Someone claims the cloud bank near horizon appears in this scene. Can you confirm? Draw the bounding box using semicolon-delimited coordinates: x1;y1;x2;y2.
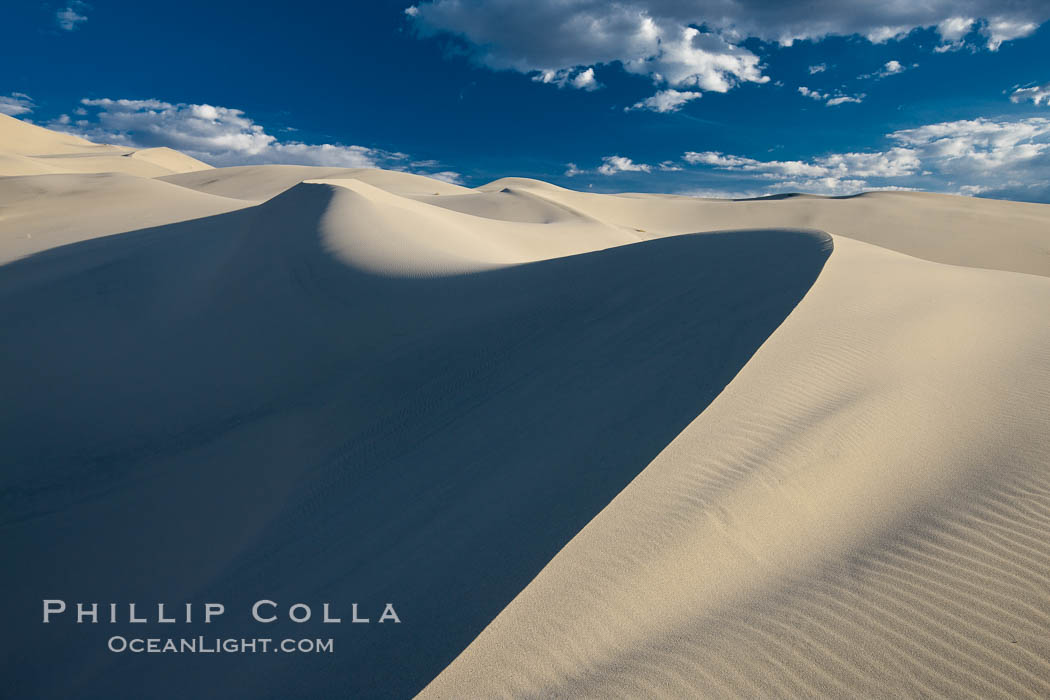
570;116;1050;201
42;98;460;182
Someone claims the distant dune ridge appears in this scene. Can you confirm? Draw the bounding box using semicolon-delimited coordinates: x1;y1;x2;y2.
2;116;1050;699
0;113;212;178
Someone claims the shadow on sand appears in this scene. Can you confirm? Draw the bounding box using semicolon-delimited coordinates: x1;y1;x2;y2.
0;184;831;698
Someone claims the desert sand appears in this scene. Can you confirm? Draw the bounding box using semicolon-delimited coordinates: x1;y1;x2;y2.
3;115;1050;699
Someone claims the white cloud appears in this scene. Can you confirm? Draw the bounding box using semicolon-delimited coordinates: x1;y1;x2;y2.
680;117;1050;200
1012;83;1050;106
858;59;916;79
798;86;865;106
597;155;652;175
983;18;1040;50
407;1;1049;97
686;152;825;179
798;86;822;101
826;94;865;106
889;117;1050;170
808;64;827;74
532;67;601;91
819;148;921;177
56;3;88;31
570;116;1050;201
769;177;872;195
677;186;768;199
627;88;701;113
428;170;464;184
937;17;976;42
564;162;584;177
0;92;34;116
571;67;599;90
409;2;770;96
683;150;898;179
54;98;458;178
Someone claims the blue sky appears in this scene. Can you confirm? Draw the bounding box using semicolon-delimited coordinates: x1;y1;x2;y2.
3;0;1050;200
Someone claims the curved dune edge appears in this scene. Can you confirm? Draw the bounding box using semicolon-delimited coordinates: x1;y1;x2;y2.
464;178;1050;278
0;177;832;698
305;178;642;274
419;234;1050;699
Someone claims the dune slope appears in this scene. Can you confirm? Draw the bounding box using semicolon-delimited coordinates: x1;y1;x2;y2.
0;181;830;699
422;235;1050;699
0;172;249;263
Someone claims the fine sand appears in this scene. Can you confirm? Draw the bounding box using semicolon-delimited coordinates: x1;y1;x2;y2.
3;116;1050;699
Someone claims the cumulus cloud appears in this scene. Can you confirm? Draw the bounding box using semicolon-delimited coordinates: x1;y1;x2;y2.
1012;83;1050;106
809;64;827;74
597;155;652;175
408;2;769;95
983;18;1040;50
427;170;464;184
407;1;1048;98
564;162;584;177
533;67;601;90
798;86;865;106
56;3;88;31
825;94;865;106
858;59;916;80
0;92;35;116
679;117;1050;199
53;98;458;180
627;88;702;113
889;118;1050;171
684;148;919;181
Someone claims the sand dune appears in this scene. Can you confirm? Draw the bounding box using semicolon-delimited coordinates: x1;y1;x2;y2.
3;118;1050;699
475;178;1050;277
0;172;249;263
0;113;211;177
1;180;830;699
160;164;470;201
421;235;1050;698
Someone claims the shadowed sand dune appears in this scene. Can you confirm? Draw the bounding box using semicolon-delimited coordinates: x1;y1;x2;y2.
0;181;831;699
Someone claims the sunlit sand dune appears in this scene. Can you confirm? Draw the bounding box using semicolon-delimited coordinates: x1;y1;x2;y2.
477;177;1050;277
0;172;249;262
160;164;471;201
0;113;211;178
3;117;1050;699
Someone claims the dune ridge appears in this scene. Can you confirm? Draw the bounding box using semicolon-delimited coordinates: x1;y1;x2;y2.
467;178;1050;278
0;172;831;699
0;113;211;177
